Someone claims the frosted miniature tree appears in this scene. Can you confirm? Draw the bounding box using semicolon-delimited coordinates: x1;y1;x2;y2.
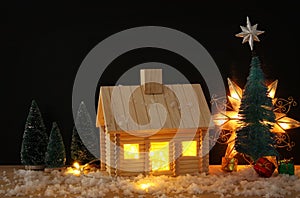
45;122;66;168
21;100;48;167
235;56;278;163
71;101;97;164
71;126;97;164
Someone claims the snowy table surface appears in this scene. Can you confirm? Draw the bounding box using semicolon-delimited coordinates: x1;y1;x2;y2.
0;165;300;198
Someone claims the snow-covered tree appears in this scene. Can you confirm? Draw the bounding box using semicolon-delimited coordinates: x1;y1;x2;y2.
21;100;48;166
45;122;66;168
71;101;98;164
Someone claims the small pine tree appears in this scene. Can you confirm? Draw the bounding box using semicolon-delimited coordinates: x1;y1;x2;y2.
21;100;48;166
71;101;97;164
45;122;66;168
71;126;96;164
235;56;278;163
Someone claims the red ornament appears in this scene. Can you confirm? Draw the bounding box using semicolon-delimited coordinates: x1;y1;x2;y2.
253;157;276;178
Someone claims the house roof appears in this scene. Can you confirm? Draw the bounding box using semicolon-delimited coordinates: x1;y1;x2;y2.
96;84;211;133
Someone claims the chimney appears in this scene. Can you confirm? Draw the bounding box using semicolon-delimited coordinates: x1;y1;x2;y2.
140;69;163;94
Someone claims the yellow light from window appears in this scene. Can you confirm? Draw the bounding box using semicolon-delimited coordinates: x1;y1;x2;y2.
182;141;197;156
149;142;169;171
124;144;139;159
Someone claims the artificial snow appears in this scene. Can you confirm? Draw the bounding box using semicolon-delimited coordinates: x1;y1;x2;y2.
0;167;300;197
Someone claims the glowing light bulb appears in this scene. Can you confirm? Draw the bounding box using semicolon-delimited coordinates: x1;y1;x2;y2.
138;183;154;193
73;162;80;169
140;183;151;190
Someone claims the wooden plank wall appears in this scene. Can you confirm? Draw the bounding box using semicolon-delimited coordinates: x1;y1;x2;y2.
99;126;106;171
175;130;202;176
177;157;200;175
105;133;118;176
103;129;210;176
118;134;146;176
114;134;120;176
199;129;210;173
104;130;211;177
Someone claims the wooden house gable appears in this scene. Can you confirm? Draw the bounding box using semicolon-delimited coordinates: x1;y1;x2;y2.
96;84;211;133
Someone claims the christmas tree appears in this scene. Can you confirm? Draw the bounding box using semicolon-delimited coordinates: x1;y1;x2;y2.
71;126;97;164
71;101;97;164
234;17;279;163
21;100;48;168
45;122;66;168
235;55;278;163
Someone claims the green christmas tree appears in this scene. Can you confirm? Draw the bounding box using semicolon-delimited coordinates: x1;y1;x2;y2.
235;56;278;163
71;101;97;164
45;122;66;168
21;100;48;167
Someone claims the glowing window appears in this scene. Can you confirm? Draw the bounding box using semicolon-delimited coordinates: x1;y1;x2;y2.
124;144;139;159
149;142;169;171
182;141;197;156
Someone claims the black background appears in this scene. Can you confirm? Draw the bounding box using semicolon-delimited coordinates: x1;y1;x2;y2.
1;1;300;165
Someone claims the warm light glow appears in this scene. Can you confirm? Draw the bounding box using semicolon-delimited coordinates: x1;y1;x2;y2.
278;122;291;130
231;92;240;100
73;162;80;169
225;131;238;158
268;89;276;99
226;111;239;118
267;80;278;99
228;78;242;100
214;119;228;126
213;78;300;158
72;169;81;175
213;111;241;131
137;182;155;193
277;116;300;130
213;113;229;126
228;96;241;111
149;142;169;171
140;183;151;190
182;141;197;156
124;144;139;159
65;162;82;176
140;183;149;189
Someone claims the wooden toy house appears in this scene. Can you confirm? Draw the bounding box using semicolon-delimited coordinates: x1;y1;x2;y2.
96;69;211;176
